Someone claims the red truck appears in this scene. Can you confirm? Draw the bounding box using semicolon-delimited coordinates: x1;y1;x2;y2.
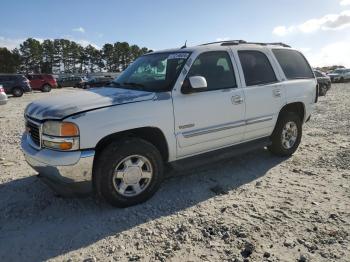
27;74;57;92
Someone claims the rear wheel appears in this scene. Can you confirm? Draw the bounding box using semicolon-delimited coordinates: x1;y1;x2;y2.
42;84;51;92
12;87;24;97
268;112;302;157
94;138;164;207
340;77;345;83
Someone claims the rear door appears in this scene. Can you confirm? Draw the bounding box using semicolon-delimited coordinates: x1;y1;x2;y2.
271;49;317;117
29;75;44;90
233;48;286;141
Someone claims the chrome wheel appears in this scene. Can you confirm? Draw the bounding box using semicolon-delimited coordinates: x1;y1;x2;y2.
112;155;153;197
281;121;298;149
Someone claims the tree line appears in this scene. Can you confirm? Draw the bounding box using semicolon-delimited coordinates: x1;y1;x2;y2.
0;38;152;74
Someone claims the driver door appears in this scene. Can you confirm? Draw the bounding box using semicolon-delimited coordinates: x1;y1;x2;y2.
172;51;246;158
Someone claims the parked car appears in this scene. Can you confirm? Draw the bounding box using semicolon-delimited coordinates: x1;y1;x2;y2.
76;76;113;89
22;40;317;207
0;85;8;105
327;68;350;83
27;74;57;92
57;76;84;88
0;74;31;97
314;70;331;96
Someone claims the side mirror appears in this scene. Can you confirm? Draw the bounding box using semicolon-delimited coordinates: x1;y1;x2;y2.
181;76;208;94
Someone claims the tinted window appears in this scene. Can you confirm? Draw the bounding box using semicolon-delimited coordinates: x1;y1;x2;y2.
272;49;314;79
238;51;277;86
187;51;236;90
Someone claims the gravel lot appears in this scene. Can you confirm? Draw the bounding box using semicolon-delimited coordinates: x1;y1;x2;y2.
0;85;349;262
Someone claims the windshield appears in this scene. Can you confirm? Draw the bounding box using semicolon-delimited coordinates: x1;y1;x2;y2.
334;69;344;74
112;52;190;92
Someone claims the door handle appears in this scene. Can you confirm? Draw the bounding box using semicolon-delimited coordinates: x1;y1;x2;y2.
232;95;243;105
273;89;281;97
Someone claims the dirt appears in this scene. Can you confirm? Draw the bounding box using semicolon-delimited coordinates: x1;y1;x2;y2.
0;85;349;262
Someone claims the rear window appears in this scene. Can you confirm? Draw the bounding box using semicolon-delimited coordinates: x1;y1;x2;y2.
238;50;277;86
272;49;314;80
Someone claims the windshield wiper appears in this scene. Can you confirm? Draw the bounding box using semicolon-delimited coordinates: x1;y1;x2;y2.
110;81;122;87
123;82;145;88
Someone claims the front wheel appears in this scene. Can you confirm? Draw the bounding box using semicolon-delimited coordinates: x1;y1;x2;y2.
268;112;302;157
94;138;164;207
319;84;327;96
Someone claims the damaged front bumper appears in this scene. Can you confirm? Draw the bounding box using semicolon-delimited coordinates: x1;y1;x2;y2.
21;134;94;196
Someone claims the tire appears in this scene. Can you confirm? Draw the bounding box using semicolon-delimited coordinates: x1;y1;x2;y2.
340;77;344;83
319;84;327;96
42;84;51;92
12;87;24;97
268;112;302;157
94;138;164;207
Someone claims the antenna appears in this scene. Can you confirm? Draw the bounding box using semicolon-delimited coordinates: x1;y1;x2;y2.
181;40;187;49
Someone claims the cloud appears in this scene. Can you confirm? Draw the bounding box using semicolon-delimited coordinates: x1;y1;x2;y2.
0;36;99;50
75;39;99;49
216;37;231;41
300;41;350;67
72;27;85;33
0;36;25;49
340;0;350;6
0;36;45;49
273;10;350;36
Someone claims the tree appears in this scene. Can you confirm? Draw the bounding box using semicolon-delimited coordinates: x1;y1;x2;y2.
84;45;104;73
0;38;151;74
19;38;43;73
42;39;55;73
0;47;21;73
102;43;114;71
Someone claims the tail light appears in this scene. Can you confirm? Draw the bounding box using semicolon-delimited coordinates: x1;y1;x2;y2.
0;87;4;92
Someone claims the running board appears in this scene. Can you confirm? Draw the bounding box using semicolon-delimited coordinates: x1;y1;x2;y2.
169;137;271;171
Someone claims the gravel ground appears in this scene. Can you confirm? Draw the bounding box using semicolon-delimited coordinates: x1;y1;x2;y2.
0;85;349;262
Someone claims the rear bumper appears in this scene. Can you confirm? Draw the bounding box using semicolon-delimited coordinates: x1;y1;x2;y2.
0;93;8;105
21;134;94;195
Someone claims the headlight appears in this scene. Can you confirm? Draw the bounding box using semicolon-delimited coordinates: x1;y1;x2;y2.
43;121;79;136
42;121;80;151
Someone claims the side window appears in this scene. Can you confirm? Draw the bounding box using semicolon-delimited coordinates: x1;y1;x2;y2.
238;50;277;86
187;51;237;90
272;49;314;79
314;71;322;77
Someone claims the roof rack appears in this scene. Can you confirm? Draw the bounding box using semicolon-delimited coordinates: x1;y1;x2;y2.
200;40;291;48
200;40;247;46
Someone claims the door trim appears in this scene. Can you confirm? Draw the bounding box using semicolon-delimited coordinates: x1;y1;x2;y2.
181;115;273;138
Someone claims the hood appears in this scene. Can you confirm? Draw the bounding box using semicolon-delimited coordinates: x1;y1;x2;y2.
25;87;157;120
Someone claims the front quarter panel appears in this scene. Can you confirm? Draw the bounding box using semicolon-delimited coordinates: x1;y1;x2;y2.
66;94;177;161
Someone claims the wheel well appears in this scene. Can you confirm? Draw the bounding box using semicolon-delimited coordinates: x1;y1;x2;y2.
279;102;305;122
95;127;169;162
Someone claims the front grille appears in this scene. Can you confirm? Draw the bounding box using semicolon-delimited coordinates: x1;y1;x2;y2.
26;120;41;147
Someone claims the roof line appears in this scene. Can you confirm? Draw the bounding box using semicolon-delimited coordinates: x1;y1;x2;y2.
200;40;291;48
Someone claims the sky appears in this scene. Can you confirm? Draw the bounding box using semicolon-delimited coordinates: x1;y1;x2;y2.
1;0;350;67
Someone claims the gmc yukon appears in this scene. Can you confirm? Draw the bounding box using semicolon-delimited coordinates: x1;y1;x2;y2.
21;40;318;207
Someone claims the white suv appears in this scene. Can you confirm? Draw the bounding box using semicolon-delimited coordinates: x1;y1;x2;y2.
21;40;318;207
